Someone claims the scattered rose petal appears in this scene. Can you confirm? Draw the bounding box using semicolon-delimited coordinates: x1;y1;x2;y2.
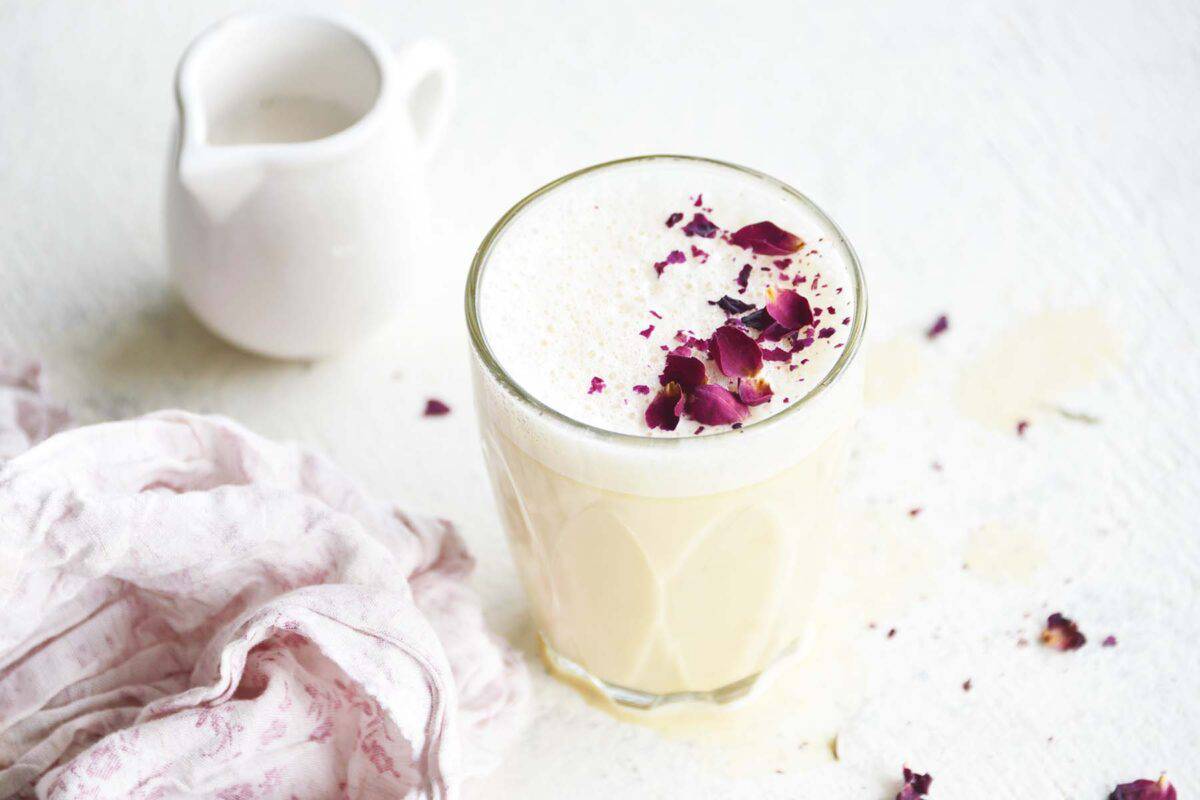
895;766;933;800
761;347;791;362
423;399;451;417
712;295;756;315
645;382;685;431
632;384;651;395
649;309;662;319
962;678;972;692
765;289;814;331
1102;635;1118;647
735;264;752;293
588;376;606;395
908;507;922;517
659;354;708;393
653;249;687;277
709;326;763;378
639;324;655;338
690;245;709;262
693;193;703;207
682;213;719;238
1109;775;1177;800
741;307;774;331
665;212;683;228
1017;420;1030;436
818;326;836;339
927;314;949;339
737;378;773;406
729;221;804;255
1041;612;1086;651
774;258;792;269
686;384;749;426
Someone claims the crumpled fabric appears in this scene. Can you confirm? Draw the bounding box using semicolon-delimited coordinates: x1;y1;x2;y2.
0;358;527;799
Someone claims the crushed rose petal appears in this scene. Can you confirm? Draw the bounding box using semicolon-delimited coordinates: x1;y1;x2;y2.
765;288;814;331
741;307;774;331
927;314;950;339
632;384;651;395
1109;776;1177;800
645;382;685;431
712;295;756;315
682;213;719;238
653;249;687;277
588;376;606;395
709;326;763;378
659;353;708;393
639;324;655;338
817;326;836;339
690;245;709;262
1041;612;1086;651
1102;635;1118;647
774;258;792;269
761;347;791;362
423;399;451;417
1017;420;1030;436
665;211;684;228
737;377;773;406
686;384;749;426
735;264;752;293
729;221;804;255
895;767;933;800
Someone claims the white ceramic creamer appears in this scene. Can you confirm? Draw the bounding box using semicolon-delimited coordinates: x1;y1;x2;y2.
167;11;455;359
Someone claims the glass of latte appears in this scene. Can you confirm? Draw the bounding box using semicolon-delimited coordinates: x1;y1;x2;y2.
466;155;866;708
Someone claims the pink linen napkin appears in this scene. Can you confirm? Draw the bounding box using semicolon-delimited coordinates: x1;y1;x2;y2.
0;359;527;799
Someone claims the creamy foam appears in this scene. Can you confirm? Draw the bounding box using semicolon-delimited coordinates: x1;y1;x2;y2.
478;158;855;438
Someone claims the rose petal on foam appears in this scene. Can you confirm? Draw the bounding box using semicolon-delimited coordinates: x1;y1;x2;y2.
682;213;719;238
895;767;933;800
1041;612;1086;651
765;289;814;331
1109;776;1177;800
729;221;805;255
665;212;684;228
588;376;606;394
711;295;756;316
735;264;752;294
709;325;763;378
639;324;655;338
740;307;774;331
737;378;773;406
690;245;709;263
686;383;749;426
761;347;791;362
653;249;687;277
659;353;708;393
645;381;685;431
927;314;950;339
632;384;651;395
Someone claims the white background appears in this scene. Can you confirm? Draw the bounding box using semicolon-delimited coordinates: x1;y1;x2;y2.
1;1;1198;797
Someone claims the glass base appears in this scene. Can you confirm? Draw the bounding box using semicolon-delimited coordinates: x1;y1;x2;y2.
538;634;806;710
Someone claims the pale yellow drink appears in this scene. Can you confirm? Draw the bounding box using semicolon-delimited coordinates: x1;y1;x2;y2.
467;156;866;707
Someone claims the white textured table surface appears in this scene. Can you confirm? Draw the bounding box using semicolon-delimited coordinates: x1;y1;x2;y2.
2;1;1198;797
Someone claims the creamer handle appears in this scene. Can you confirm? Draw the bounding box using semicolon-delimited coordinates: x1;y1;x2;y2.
393;39;456;164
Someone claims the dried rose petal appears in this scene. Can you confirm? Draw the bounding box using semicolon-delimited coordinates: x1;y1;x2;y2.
639;324;655;338
690;245;709;262
645;381;685;431
423;399;451;417
1109;776;1177;800
1041;612;1086;651
765;289;814;331
709;326;763;378
712;295;756;315
774;258;792;269
896;767;933;800
1016;420;1030;436
632;384;651;395
740;308;773;331
737;378;773;406
735;264;752;293
653;249;687;277
588;376;606;395
665;212;683;228
895;767;933;800
682;213;718;238
818;326;836;339
693;193;703;207
686;384;749;426
659;353;708;393
927;314;949;339
1102;635;1118;647
761;347;791;362
729;221;804;256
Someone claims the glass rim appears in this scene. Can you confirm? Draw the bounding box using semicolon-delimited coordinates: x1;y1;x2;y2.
464;154;868;447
